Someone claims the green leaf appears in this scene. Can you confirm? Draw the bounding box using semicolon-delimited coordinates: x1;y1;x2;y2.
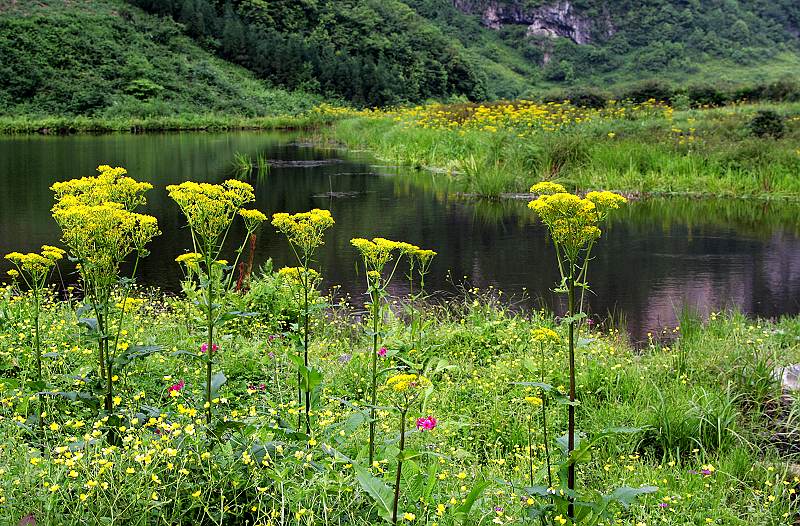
454;480;491;525
354;464;396;523
605;485;658;508
40;391;100;410
210;371;227;396
78;317;99;334
114;345;162;369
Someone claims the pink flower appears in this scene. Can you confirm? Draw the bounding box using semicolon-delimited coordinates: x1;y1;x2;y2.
416;416;437;431
200;343;219;354
377;347;387;357
168;380;185;393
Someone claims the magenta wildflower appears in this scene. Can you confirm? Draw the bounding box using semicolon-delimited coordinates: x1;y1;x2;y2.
416;416;437;431
168;380;185;393
377;347;387;357
200;343;219;354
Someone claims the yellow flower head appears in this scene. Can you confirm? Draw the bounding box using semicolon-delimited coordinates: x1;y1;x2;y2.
167;180;254;245
239;208;267;232
530;181;567;195
385;373;431;393
584;191;628;221
52;167;160;282
528;192;602;260
278;266;321;286
531;327;560;344
351;237;399;272
51;165;153;211
524;396;544;406
272;209;334;256
5;245;67;284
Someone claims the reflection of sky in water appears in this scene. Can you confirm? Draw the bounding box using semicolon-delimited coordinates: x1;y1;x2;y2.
1;132;799;342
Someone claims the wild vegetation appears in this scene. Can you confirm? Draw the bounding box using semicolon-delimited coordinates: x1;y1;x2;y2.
0;0;318;120
320;100;800;198
0;167;798;525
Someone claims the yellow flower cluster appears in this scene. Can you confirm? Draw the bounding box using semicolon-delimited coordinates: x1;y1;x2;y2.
528;193;600;258
528;187;626;262
385;373;431;393
531;327;560;344
51;166;160;280
239;208;267;233
5;246;65;282
271;209;334;256
51;165;152;211
166;180;255;245
351;238;436;274
175;253;203;266
278;266;321;285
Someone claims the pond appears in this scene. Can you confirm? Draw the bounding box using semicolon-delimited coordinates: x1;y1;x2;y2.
2;131;800;342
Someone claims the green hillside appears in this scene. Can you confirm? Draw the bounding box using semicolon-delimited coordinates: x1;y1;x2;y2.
0;0;318;118
126;0;800;104
1;0;799;120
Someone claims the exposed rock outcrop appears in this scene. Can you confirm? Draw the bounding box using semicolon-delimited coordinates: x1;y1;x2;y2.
453;0;613;45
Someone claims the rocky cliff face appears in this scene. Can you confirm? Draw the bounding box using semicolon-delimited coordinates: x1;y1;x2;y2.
453;0;612;45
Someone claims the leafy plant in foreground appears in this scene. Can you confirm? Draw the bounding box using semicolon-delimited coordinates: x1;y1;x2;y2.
272;209;335;433
4;245;64;427
351;237;409;466
51;165;160;419
169;180;265;429
528;182;626;518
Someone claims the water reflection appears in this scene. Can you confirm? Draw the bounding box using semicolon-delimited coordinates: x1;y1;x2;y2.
1;132;799;341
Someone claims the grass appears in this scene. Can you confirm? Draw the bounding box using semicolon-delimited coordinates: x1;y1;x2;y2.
0;272;798;524
320;102;800;199
0;113;335;135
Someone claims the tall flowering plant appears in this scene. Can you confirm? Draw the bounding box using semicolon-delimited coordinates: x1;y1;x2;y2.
169;180;265;427
5;246;65;427
51;165;160;416
351;237;409;466
528;182;626;517
272;209;334;433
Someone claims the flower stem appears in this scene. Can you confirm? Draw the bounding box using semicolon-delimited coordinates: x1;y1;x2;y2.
368;286;379;467
392;407;407;525
567;272;576;519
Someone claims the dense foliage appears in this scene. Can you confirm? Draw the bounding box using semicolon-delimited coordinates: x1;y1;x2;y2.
410;0;800;89
0;0;317;117
127;0;490;106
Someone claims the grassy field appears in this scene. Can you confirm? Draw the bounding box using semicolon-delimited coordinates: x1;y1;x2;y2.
0;273;798;525
319;101;800;199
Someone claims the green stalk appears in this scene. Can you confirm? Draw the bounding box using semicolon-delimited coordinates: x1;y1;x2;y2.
567;270;576;519
540;343;552;488
368;283;380;467
391;407;408;525
33;286;42;430
205;253;215;427
302;260;311;434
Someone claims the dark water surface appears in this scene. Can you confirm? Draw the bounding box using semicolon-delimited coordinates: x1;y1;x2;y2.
2;131;800;340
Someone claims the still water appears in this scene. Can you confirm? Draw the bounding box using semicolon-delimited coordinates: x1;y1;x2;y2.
2;131;799;341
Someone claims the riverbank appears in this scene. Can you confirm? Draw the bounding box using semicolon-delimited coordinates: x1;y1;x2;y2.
318;101;800;200
0;275;797;524
0;112;335;135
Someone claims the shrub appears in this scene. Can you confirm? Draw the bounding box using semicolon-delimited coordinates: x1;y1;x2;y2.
618;79;675;103
748;110;785;139
686;84;729;107
566;87;609;108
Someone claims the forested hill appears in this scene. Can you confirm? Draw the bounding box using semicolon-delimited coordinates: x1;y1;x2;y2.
1;0;799;117
128;0;800;105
